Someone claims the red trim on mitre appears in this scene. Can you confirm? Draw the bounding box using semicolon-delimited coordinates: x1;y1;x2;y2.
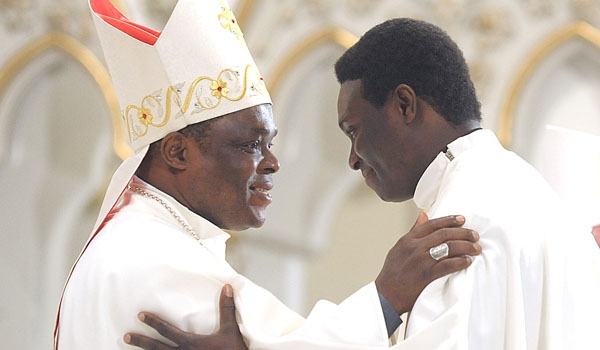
90;0;160;45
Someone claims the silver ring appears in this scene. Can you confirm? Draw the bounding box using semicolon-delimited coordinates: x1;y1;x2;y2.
429;243;449;261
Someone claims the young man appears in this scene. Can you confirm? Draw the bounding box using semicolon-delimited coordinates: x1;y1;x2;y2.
54;3;480;349
129;18;600;349
334;18;600;348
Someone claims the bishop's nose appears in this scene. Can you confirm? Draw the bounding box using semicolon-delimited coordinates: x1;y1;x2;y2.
348;148;361;171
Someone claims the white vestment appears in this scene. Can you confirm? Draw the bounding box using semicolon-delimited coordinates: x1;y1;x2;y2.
392;129;600;349
57;176;392;349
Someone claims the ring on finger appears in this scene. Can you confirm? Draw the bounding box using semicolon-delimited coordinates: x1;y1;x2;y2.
429;243;449;261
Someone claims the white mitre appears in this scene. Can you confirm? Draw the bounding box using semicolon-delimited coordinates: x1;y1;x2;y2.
88;0;271;235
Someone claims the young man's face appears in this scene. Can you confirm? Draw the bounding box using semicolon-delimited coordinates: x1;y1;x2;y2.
181;103;279;231
337;80;424;203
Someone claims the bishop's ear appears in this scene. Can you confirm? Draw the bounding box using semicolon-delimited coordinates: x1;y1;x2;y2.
160;132;189;170
393;84;417;124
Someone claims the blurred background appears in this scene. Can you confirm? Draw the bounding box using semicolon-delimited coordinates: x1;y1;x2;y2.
1;0;599;348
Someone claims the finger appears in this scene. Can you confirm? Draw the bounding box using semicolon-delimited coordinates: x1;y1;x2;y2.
124;333;175;350
137;312;186;341
411;215;466;238
445;241;482;258
430;255;475;279
422;227;479;247
425;240;481;264
219;284;239;331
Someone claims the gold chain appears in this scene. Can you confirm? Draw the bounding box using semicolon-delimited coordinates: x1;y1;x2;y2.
128;185;205;247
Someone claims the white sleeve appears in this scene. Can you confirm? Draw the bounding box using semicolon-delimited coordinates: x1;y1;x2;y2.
389;213;600;350
388;216;517;349
238;281;391;349
66;218;392;349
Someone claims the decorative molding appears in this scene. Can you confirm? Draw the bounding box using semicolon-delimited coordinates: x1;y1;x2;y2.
48;3;93;39
521;0;555;16
132;0;254;29
468;59;493;99
0;33;131;160
267;27;358;96
110;0;128;15
143;0;177;25
345;0;378;15
233;0;256;28
0;0;34;30
498;21;600;147
570;0;600;25
0;0;130;35
471;7;514;50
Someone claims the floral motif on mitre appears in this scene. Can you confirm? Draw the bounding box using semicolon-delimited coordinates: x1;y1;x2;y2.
218;0;245;44
210;79;229;98
123;64;268;145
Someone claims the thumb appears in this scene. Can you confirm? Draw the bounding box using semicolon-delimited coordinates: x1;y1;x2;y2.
412;211;429;229
219;284;239;330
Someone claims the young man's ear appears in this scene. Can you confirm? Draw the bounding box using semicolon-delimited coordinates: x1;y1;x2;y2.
160;132;189;170
393;84;417;124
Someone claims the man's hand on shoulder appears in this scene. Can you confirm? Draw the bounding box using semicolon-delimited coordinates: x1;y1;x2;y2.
124;284;248;350
123;213;481;348
375;212;481;315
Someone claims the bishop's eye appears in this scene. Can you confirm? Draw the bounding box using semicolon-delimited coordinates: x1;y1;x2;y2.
346;126;357;137
240;140;261;153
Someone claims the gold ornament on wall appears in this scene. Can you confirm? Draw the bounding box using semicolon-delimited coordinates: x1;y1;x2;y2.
268;27;358;96
498;21;600;147
0;33;129;159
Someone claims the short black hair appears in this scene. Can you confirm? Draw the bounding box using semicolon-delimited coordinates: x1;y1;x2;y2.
146;116;220;156
178;116;220;148
334;18;481;125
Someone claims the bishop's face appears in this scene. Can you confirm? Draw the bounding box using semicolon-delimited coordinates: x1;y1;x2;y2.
181;104;280;231
337;80;426;203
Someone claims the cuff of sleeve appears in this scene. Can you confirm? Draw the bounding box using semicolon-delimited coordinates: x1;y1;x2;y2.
378;292;403;337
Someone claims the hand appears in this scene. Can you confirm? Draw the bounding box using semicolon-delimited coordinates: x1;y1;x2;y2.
124;284;248;350
375;212;481;315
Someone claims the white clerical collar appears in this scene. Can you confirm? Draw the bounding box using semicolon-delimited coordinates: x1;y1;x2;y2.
413;129;497;211
128;175;230;244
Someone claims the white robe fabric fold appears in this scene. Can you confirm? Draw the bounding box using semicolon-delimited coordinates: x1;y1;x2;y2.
395;129;600;349
57;177;391;349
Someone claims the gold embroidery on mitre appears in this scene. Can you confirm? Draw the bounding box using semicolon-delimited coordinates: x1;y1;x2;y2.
218;0;245;44
210;79;229;98
123;64;268;142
